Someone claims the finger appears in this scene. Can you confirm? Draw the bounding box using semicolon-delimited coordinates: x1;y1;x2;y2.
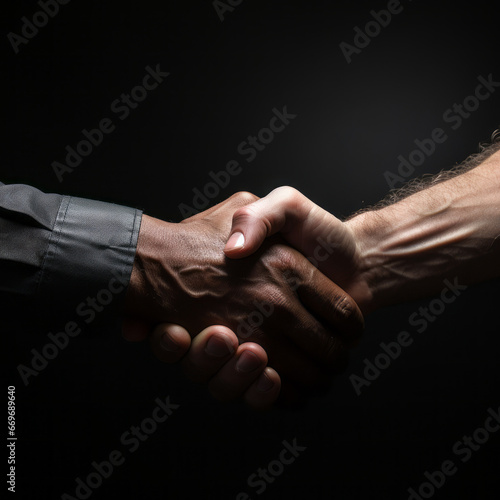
181;328;281;407
240;326;324;388
181;326;239;383
150;323;192;364
295;263;364;344
208;343;270;402
181;191;260;224
243;367;281;410
122;318;153;342
274;293;352;370
224;186;321;258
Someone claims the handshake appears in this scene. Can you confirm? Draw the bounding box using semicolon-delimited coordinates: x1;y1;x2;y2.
121;144;500;410
122;187;369;409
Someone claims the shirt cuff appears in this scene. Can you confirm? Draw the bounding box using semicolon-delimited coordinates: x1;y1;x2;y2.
37;195;142;323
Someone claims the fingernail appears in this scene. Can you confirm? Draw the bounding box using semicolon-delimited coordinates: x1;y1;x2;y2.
160;333;181;352
256;372;275;393
205;335;233;357
225;232;245;252
236;350;262;373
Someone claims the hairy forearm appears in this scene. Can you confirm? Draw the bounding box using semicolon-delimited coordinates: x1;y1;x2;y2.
347;148;500;311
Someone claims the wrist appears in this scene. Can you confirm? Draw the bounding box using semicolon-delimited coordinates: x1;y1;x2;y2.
346;157;500;312
125;215;176;321
346;202;465;313
344;211;388;315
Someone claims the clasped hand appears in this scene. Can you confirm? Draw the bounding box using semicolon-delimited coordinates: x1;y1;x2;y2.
123;189;365;408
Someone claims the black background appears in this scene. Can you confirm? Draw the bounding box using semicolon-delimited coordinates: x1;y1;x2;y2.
3;1;500;499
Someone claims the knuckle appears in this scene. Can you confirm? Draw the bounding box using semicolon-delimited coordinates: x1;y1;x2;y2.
331;294;364;338
332;293;356;321
273;186;307;212
232;191;259;205
265;244;298;272
273;185;300;200
233;205;274;241
233;205;257;223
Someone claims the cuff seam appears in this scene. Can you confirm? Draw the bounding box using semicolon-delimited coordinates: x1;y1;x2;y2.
36;195;71;297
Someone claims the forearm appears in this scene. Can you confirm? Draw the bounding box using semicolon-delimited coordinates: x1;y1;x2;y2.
347;148;500;312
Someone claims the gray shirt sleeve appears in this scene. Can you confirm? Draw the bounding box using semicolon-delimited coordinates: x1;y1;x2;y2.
0;182;142;323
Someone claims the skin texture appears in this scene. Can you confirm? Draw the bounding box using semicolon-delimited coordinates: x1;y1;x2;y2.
346;149;500;309
224;150;500;313
129;145;500;409
123;192;364;407
122;320;281;409
223;187;372;313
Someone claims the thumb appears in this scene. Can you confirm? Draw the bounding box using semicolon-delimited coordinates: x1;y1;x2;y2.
223;186;313;259
223;206;275;259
